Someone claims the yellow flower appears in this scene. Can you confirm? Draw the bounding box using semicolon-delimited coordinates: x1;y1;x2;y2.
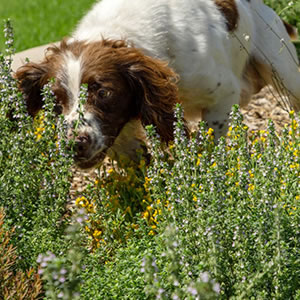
248;184;255;191
144;177;152;192
207;128;214;136
148;230;156;236
35;127;44;134
93;230;102;238
36;134;42;141
211;162;217;168
225;171;233;177
292;120;298;130
76;196;91;209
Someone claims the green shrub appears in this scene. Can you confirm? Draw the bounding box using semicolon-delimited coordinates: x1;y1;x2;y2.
0;208;43;299
0;20;73;270
37;210;88;300
77;104;299;299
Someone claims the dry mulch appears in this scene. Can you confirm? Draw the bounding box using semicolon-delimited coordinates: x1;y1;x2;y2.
241;85;291;132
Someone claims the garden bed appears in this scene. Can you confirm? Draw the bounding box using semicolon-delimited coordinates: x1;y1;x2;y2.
1;20;299;299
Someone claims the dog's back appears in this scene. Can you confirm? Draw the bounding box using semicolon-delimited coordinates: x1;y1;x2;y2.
73;0;300;136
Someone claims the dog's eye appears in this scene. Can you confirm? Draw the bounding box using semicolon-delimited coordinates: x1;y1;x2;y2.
89;83;112;100
98;89;112;99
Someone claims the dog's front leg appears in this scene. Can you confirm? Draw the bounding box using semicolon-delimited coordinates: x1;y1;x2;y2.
202;75;241;139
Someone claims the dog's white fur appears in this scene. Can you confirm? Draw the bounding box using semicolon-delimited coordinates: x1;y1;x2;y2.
71;0;300;138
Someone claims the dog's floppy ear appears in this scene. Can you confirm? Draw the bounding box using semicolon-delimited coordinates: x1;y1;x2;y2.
15;62;50;117
124;50;180;142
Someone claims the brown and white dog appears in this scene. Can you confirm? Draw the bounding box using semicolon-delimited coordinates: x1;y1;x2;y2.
15;0;300;169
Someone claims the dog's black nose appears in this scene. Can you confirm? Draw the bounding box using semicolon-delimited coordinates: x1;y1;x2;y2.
74;135;91;158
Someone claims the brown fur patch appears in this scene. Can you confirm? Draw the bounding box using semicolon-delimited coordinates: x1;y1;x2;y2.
214;0;239;32
282;19;298;41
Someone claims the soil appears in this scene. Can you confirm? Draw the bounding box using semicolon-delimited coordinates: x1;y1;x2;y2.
69;85;293;201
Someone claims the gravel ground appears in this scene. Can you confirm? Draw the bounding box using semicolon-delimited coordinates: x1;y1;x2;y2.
69;85;293;200
241;85;291;132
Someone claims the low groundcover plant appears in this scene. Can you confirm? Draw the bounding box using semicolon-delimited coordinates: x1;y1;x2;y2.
1;21;299;299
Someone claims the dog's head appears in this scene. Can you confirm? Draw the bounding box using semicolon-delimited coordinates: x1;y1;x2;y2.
15;39;179;169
